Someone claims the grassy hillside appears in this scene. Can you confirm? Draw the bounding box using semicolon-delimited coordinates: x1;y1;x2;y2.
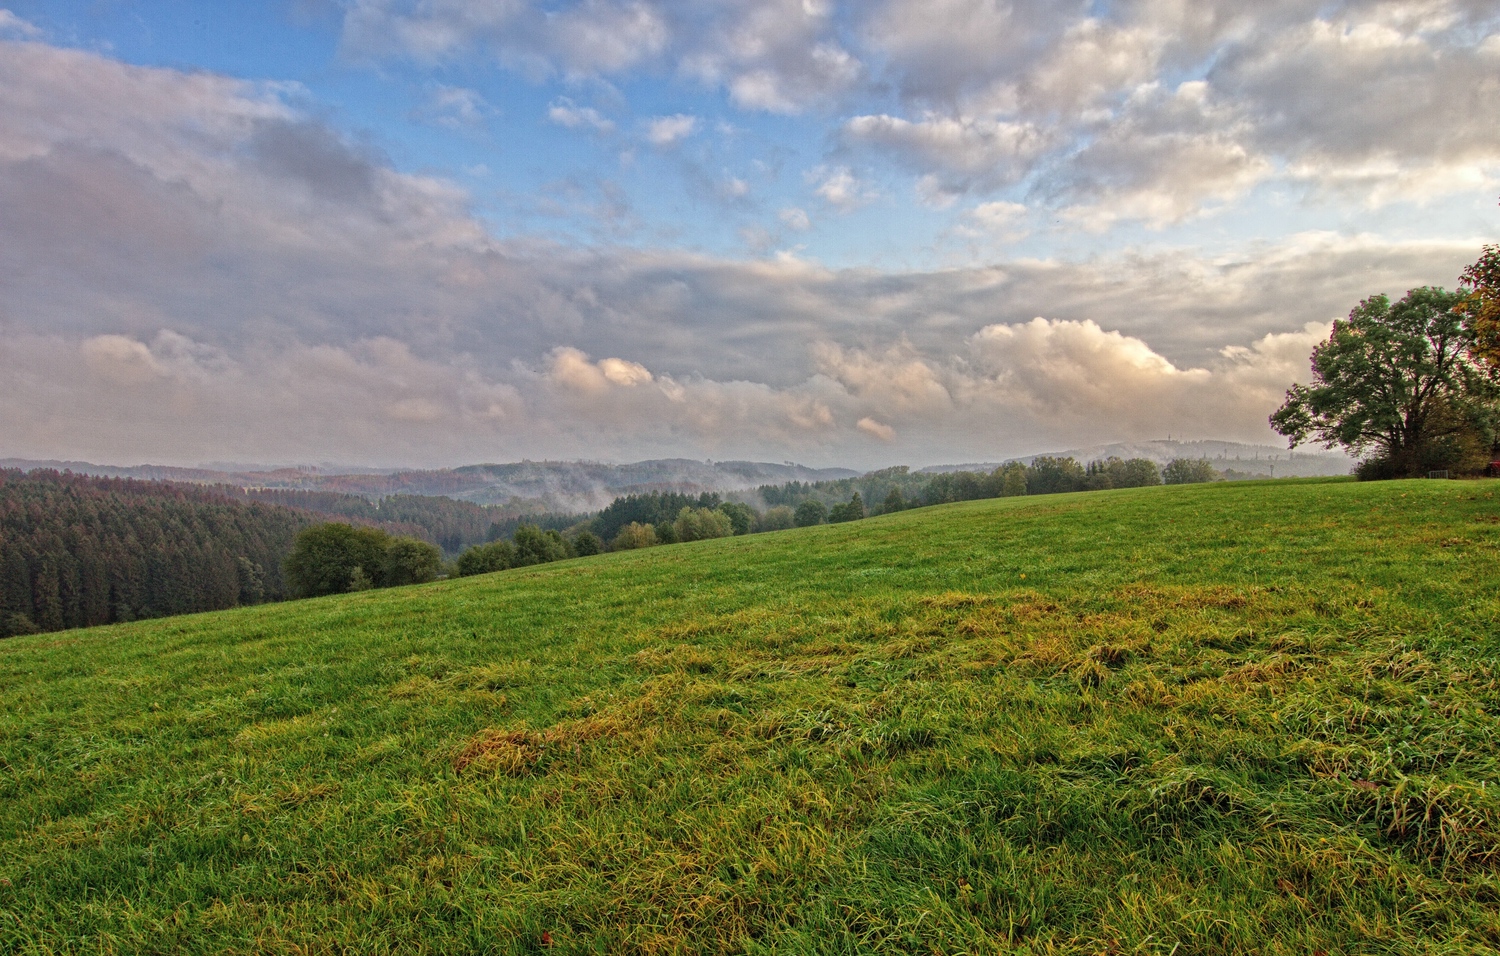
3;478;1498;954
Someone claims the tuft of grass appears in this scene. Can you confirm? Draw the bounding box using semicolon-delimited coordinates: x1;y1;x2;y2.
3;477;1500;953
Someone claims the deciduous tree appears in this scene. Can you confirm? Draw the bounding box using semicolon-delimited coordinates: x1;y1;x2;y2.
284;523;391;598
611;522;658;551
794;500;828;527
674;507;733;542
998;462;1028;497
1460;245;1500;369
1162;459;1219;485
717;502;756;536
1025;457;1085;495
455;540;515;576
1270;287;1494;478
383;537;443;586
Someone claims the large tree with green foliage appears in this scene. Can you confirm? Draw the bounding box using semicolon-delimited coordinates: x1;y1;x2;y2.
717;502;755;536
382;537;443;587
674;507;733;542
1270;287;1495;478
1025;457;1085;495
455;540;516;576
1162;459;1219;485
284;524;393;598
793;500;828;527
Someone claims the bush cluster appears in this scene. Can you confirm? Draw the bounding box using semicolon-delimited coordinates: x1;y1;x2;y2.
283;524;443;598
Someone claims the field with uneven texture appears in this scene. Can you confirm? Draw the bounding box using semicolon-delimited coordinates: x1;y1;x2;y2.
3;477;1500;954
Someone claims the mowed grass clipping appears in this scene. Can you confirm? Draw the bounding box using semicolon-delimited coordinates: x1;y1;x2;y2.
3;478;1500;955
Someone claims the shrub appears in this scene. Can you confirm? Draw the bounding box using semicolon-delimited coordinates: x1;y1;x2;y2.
794;500;828;527
1;611;39;638
1163;458;1220;485
513;526;570;566
675;507;733;542
611;522;658;551
455;540;516;576
284;523;391;598
384;537;443;586
758;506;796;532
717;502;756;536
571;530;603;556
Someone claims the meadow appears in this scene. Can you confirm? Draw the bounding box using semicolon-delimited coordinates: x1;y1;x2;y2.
2;477;1498;954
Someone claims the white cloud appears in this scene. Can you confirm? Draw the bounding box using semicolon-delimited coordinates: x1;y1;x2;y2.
0;9;41;39
341;0;669;77
680;0;860;113
547;347;656;392
719;175;750;199
419;84;492;129
809;165;877;211
334;1;1500;220
814;341;953;415
344;0;858;113
645;113;698;147
965;200;1027;237
857;417;896;441
779;206;811;231
81;334;169;386
843;113;1052;193
547;97;615;133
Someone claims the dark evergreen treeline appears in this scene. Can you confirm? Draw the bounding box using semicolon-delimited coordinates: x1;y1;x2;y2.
0;470;316;637
224;488;493;554
589;491;723;543
220;487;579;555
483;511;585;546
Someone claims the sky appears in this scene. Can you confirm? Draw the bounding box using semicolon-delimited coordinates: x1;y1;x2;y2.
0;1;1497;470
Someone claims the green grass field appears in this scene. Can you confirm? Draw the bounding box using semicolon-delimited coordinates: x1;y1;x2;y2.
3;478;1500;954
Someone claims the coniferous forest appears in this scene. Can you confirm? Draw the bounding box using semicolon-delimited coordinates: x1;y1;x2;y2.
0;470;314;637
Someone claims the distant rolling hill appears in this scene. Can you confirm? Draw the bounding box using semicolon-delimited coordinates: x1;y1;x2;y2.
922;438;1353;479
0;458;860;512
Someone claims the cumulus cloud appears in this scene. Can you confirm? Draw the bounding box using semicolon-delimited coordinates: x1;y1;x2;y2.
964;200;1027;235
843;113;1053;193
547;98;616;133
1046;81;1273;229
809;165;877;211
343;0;858;113
0;9;41;39
779;206;811;230
848;0;1500;218
416;84;492;129
341;0;670;77
331;1;1500;221
645;113;698;147
857;417;896;441
547;347;655;393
